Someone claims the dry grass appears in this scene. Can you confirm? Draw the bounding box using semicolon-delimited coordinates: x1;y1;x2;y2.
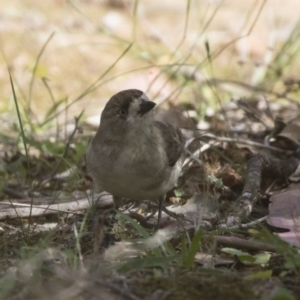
1;0;299;118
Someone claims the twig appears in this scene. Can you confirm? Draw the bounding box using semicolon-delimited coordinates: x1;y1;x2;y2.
205;235;277;253
221;154;300;227
2;188;27;199
205;134;291;154
128;212;155;229
0;192;113;219
224;216;268;229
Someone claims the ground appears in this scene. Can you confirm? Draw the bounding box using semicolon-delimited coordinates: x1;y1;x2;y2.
0;1;300;299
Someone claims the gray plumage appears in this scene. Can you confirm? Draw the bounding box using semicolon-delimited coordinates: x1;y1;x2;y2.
86;89;185;203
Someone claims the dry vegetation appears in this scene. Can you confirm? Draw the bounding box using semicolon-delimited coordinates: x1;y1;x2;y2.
1;0;300;299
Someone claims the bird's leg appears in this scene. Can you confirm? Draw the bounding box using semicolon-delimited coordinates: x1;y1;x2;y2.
156;195;165;230
156;196;183;230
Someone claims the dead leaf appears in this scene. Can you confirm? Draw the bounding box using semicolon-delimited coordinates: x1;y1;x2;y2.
277;123;300;146
267;184;300;247
194;252;234;267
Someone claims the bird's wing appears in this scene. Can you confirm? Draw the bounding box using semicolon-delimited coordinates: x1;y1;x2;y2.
154;121;185;167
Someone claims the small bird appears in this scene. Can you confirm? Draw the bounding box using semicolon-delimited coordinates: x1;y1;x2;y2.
86;89;185;224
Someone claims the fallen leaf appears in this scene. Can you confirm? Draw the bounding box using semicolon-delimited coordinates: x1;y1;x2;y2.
245;270;272;280
267;184;300;247
277;123;300;146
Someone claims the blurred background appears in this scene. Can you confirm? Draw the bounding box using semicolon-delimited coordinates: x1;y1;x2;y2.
0;0;299;125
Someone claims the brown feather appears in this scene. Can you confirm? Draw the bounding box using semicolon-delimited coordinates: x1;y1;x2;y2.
154;121;185;167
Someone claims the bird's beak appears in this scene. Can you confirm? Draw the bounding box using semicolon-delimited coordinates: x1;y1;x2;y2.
138;100;156;116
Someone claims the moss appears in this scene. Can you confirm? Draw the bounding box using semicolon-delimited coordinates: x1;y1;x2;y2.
130;268;258;300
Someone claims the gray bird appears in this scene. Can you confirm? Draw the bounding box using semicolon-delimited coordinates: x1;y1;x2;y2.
86;89;185;224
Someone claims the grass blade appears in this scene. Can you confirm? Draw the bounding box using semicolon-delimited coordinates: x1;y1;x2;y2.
182;229;204;267
27;32;55;108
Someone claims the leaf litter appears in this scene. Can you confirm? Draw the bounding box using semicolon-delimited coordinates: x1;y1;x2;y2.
1;93;300;299
1;1;300;298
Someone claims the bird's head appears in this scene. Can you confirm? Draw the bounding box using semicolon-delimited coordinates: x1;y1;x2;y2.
99;89;156;136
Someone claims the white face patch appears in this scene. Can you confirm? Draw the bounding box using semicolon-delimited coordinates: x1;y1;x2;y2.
139;93;149;102
128;97;141;115
127;93;150;124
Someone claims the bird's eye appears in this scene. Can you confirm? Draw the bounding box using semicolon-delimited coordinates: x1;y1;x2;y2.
118;108;128;118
